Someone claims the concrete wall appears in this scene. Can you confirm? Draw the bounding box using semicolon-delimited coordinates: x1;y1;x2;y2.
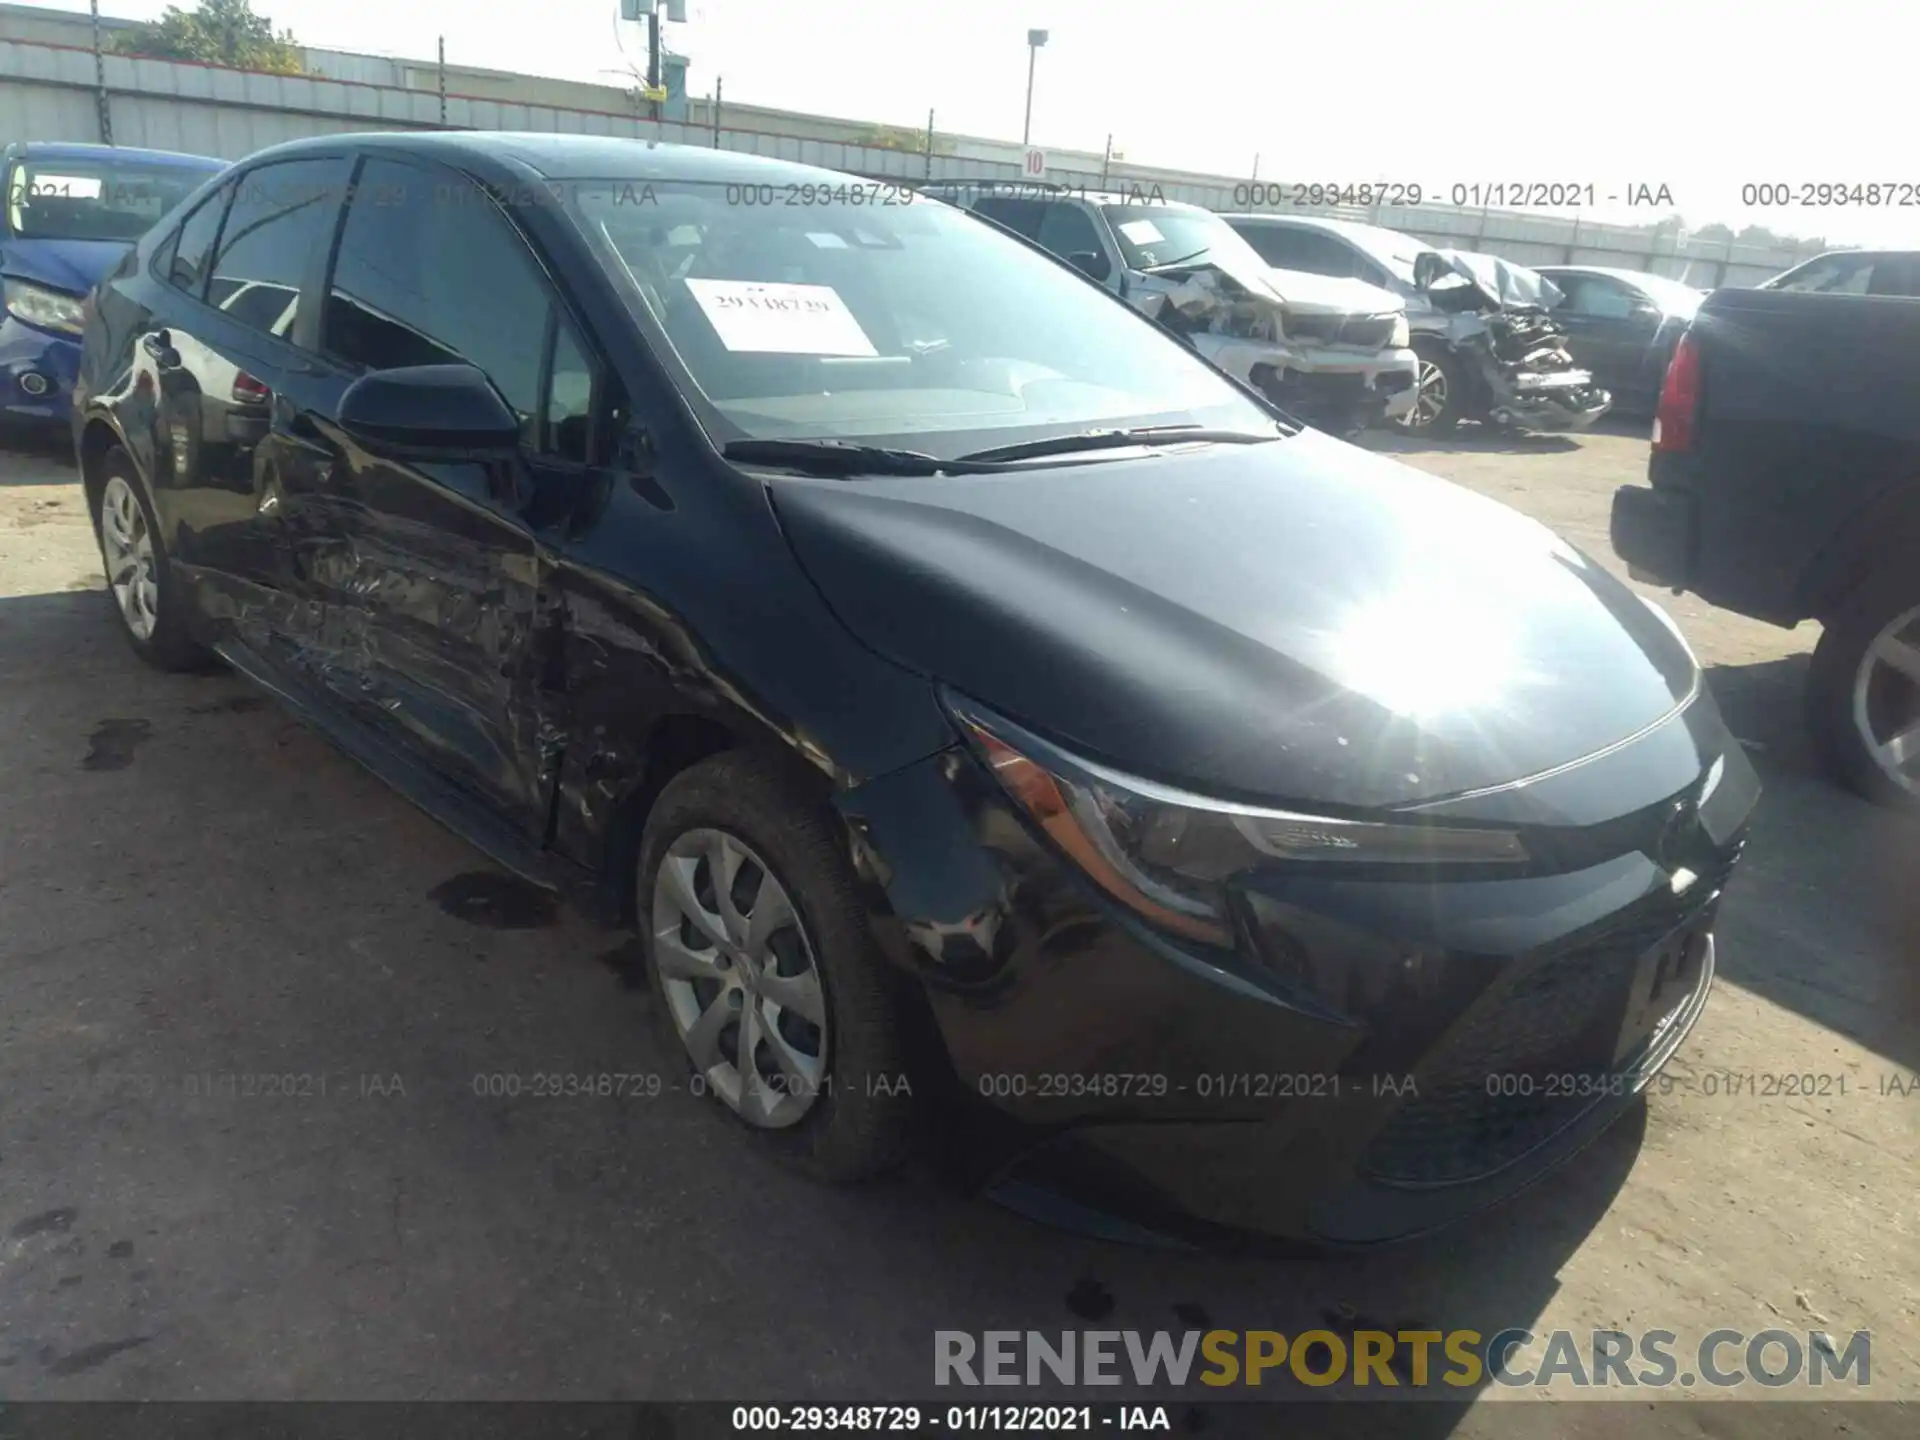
0;6;1816;288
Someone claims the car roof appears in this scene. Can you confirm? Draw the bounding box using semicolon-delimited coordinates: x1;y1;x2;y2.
1794;248;1920;262
928;182;1206;214
1218;212;1389;240
1535;264;1669;283
229;131;904;188
13;141;225;170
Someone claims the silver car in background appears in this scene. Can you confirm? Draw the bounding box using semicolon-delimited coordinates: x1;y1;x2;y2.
931;185;1419;436
1225;214;1612;433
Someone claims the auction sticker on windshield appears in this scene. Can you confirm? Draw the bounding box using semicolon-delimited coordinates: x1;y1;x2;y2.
1117;219;1164;244
22;174;105;198
684;278;877;356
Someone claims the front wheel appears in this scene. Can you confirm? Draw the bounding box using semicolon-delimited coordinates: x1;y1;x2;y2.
1394;347;1468;433
93;447;206;671
637;752;913;1181
1808;573;1920;811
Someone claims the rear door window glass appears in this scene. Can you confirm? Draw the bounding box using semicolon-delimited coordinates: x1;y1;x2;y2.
206;158;351;344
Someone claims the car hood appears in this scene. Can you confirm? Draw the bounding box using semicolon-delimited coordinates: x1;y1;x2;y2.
769;430;1699;810
0;236;130;295
1424;249;1565;313
1260;266;1405;317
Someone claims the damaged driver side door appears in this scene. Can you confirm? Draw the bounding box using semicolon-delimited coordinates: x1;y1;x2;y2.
286;156;590;841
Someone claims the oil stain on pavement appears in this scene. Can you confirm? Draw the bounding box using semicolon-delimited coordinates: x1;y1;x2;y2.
80;720;151;772
43;1337;148;1377
9;1208;78;1240
1065;1277;1115;1320
186;694;267;716
429;871;559;930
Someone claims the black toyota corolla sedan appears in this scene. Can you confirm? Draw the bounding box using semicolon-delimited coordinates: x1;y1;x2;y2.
72;133;1758;1247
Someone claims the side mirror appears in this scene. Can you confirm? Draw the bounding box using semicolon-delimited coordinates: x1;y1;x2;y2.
1067;249;1112;282
1630;300;1660;320
338;363;520;460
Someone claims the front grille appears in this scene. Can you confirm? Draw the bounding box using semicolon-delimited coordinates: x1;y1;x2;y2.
1336;314;1398;349
1283;372;1368;397
1361;906;1706;1188
1284;313;1398;349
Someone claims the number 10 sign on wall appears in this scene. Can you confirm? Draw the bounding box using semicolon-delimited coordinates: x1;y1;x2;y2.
1022;149;1048;179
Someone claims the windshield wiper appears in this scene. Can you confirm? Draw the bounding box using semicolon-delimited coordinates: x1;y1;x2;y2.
1141;248;1213;272
955;425;1282;464
721;438;982;477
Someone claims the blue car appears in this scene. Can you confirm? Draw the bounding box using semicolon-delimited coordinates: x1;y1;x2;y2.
1;141;226;431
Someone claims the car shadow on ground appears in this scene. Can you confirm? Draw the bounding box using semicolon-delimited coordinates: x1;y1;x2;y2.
1702;653;1920;1076
0;424;76;481
0;584;1654;1418
1587;411;1652;440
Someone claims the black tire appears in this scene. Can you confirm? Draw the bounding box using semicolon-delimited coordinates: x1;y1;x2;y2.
92;445;208;672
1807;570;1920;812
636;751;912;1181
1396;344;1469;434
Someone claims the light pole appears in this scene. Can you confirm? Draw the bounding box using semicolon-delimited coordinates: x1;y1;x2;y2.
1022;29;1048;146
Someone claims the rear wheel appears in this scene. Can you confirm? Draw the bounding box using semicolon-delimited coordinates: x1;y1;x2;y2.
1808;573;1920;811
93;447;206;671
637;752;913;1181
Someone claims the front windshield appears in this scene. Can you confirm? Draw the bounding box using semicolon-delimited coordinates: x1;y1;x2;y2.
5;156;218;243
1760;253;1871;294
571;180;1273;455
1098;204;1271;277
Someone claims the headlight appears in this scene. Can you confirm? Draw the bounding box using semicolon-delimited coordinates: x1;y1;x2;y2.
4;278;86;335
951;697;1529;947
1389;314;1410;349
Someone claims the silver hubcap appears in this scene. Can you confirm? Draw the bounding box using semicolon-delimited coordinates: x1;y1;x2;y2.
1853;605;1920;796
99;475;160;641
651;828;828;1129
1398;360;1448;429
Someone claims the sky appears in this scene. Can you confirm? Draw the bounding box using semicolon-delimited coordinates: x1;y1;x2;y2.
41;0;1920;247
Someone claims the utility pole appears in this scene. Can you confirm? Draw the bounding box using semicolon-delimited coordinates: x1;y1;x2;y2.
90;0;112;145
713;76;723;147
1022;29;1048;146
648;7;662;124
437;37;447;127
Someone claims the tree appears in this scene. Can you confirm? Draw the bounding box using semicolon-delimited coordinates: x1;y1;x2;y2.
854;124;954;157
115;0;305;76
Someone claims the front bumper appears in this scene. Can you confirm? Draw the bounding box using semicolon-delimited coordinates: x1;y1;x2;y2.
1194;334;1420;433
998;927;1713;1249
1491;371;1612;432
842;724;1751;1248
0;314;81;425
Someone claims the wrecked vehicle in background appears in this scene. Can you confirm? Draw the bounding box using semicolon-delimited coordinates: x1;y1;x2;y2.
1220;215;1611;434
1402;249;1613;433
928;184;1418;435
